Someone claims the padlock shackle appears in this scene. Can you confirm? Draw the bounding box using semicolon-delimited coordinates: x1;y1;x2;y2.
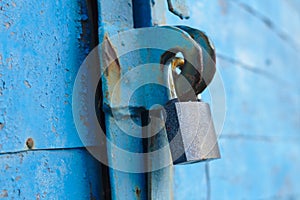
159;50;178;100
160;48;200;102
176;26;216;94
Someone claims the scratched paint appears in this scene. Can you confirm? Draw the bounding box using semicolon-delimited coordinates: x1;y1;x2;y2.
0;0;103;199
0;0;97;152
0;149;102;199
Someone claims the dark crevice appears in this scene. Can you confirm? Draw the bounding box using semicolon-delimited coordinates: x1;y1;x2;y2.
85;0;111;199
95;78;111;200
86;0;99;48
0;146;87;155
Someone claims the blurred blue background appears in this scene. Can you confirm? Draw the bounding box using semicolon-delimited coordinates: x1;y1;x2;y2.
167;0;300;199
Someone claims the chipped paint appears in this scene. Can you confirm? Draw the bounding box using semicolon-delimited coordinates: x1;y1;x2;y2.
0;190;8;198
0;0;96;153
102;34;121;106
0;0;104;199
167;0;190;19
0;149;103;199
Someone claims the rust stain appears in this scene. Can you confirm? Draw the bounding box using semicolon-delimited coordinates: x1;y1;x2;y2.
80;115;89;127
4;22;10;29
26;138;34;149
18;154;24;164
134;186;141;200
102;34;121;105
15;176;21;181
0;190;8;198
51;125;56;133
5;164;10;170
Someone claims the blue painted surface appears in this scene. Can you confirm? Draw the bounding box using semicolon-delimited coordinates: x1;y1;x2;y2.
132;0;152;28
98;1;176;199
1;0;299;199
0;149;102;199
0;0;95;152
97;1;148;199
0;0;103;199
167;0;300;199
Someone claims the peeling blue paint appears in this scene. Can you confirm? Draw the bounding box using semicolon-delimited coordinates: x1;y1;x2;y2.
0;0;96;152
0;149;102;199
0;0;103;199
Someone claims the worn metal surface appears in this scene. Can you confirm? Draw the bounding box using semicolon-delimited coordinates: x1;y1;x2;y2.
97;1;146;199
163;100;220;164
101;26;203;109
167;0;300;199
151;0;167;25
0;0;95;152
0;149;102;199
97;0;176;199
176;26;216;94
0;0;103;199
167;0;190;19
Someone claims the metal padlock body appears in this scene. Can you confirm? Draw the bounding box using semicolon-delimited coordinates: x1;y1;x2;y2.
164;99;220;165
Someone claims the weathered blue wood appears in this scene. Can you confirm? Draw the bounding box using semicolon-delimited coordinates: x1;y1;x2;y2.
167;0;300;199
0;0;103;199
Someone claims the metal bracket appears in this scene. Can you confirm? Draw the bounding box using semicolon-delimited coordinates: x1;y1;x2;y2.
167;0;190;19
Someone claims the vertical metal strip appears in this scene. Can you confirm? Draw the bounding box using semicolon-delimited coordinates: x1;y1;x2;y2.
97;1;145;199
132;0;152;28
98;0;173;199
132;1;173;199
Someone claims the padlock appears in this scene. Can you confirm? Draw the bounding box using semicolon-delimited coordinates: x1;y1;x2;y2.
140;26;220;165
163;98;220;165
157;28;220;165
